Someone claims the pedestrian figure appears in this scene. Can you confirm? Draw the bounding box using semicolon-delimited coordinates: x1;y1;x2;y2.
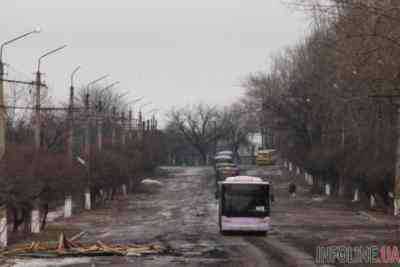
289;182;296;198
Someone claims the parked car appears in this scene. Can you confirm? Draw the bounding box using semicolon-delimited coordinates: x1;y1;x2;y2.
214;151;240;198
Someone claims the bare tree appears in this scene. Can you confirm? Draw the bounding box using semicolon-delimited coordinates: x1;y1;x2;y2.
167;103;226;164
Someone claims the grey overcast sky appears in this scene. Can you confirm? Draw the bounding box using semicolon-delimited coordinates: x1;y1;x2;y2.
1;0;308;123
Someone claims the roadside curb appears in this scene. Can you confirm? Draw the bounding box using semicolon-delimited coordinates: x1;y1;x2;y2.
248;235;333;267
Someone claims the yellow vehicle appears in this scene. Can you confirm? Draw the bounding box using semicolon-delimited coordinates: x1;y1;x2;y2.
256;149;275;166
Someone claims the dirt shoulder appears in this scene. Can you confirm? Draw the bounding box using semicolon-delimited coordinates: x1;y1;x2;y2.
247;164;400;267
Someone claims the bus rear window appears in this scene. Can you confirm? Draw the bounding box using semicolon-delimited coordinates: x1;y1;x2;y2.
222;184;269;218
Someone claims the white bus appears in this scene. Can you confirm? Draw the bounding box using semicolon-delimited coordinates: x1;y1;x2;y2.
218;176;271;234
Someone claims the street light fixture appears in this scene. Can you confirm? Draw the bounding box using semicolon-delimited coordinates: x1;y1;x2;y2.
139;101;152;111
70;66;81;89
144;108;159;116
34;45;68;151
37;45;67;73
0;28;41;159
128;96;144;105
0;28;41;62
86;75;109;90
84;75;109;104
100;81;119;93
68;66;81;163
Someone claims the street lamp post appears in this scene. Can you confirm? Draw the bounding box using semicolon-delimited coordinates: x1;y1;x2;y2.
99;81;119;94
83;75;109;157
128;97;144;128
68;66;80;164
139;101;151;131
143;108;159;117
83;75;108;211
30;45;67;234
0;28;41;161
34;45;67;151
97;81;119;152
139;101;152;111
214;121;217;161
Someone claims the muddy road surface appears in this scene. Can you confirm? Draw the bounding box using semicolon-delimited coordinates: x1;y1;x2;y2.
8;167;285;267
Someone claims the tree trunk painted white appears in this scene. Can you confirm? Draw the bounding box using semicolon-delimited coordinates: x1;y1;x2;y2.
122;184;127;196
0;209;7;248
296;167;301;175
84;189;91;210
370;195;376;208
395;198;400;216
64;195;73;218
31;209;40;233
352;188;359;202
99;189;105;203
306;174;314;185
283;161;287;168
325;184;331;196
289;162;293;171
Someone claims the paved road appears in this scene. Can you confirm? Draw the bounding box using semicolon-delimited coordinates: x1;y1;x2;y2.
8;166;285;267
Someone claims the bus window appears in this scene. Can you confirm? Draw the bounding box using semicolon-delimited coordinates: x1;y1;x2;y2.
221;184;269;218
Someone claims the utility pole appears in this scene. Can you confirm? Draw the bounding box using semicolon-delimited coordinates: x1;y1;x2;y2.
97;100;103;151
138;110;143;136
213;121;217;157
0;60;5;161
111;106;117;148
35;45;67;151
128;109;132;137
146;119;150;132
121;111;126;147
84;93;91;162
68;66;80;164
34;70;41;151
0;59;5;247
65;66;80;219
84;92;91;210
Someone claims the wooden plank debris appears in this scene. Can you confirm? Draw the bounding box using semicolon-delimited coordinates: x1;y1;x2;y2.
1;232;166;258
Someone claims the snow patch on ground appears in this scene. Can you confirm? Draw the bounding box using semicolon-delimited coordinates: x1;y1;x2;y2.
11;258;91;267
141;179;163;186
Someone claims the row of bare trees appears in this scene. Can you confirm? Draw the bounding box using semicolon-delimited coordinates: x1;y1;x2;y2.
240;0;400;209
0;81;163;234
165;103;253;165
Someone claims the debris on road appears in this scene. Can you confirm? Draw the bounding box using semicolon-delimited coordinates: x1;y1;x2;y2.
69;231;87;242
1;232;167;258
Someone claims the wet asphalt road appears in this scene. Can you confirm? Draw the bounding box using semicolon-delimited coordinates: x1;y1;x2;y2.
7;166;285;267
